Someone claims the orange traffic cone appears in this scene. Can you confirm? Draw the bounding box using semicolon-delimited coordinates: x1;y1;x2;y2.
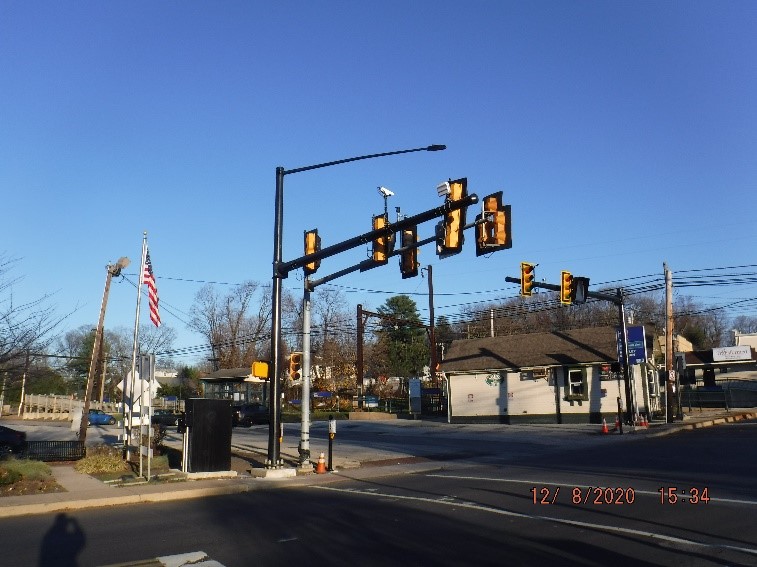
315;452;327;474
641;414;648;428
614;416;621;431
601;418;609;434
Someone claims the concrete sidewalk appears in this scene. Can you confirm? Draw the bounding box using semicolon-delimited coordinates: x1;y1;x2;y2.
0;408;753;519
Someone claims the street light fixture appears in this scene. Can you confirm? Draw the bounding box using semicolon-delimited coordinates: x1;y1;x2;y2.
268;144;446;468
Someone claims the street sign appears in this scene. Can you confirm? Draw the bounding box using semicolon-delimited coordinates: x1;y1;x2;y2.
616;325;647;365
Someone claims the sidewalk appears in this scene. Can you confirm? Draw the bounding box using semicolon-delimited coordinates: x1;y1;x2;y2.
0;408;753;519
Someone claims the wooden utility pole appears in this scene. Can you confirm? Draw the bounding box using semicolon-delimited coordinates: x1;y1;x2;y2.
664;262;676;422
79;258;129;442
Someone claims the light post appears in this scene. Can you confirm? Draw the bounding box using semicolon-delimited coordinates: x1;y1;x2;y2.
268;144;446;468
80;257;130;443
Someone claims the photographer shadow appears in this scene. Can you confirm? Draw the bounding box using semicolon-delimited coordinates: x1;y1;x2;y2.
38;512;86;567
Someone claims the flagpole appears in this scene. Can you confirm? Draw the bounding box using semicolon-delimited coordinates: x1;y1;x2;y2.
126;232;147;460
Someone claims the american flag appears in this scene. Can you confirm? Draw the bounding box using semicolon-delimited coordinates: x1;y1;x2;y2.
143;249;161;327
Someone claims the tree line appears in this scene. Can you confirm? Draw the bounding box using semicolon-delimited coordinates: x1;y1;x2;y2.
2;251;755;406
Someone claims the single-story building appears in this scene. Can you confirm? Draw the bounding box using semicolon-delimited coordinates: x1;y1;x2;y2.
200;367;268;404
441;326;659;424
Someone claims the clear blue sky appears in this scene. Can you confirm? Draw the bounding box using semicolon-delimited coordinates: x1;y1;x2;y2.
2;1;756;364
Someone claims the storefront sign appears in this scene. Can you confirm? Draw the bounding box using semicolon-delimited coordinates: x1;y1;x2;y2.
712;346;752;362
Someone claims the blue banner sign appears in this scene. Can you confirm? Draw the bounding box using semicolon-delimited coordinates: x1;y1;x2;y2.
616;325;647;365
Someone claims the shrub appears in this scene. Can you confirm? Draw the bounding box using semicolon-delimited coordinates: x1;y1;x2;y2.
75;445;130;475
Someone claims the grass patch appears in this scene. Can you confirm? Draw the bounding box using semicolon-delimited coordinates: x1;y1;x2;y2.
0;458;63;496
1;459;53;481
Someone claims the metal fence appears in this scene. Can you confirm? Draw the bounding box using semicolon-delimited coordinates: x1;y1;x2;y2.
22;441;86;462
681;379;757;411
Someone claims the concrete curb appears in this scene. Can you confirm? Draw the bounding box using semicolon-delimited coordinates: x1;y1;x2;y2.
0;483;252;519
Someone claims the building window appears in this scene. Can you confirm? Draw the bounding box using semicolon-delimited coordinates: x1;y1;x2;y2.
565;368;588;401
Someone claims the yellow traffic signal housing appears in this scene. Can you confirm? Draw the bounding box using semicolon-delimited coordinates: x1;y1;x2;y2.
251;360;269;380
399;225;419;279
437;178;467;258
560;271;573;305
372;213;390;264
303;229;321;276
476;192;512;256
520;262;535;296
288;352;302;381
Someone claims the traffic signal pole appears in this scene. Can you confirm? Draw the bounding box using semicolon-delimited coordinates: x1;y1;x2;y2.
270;145;446;470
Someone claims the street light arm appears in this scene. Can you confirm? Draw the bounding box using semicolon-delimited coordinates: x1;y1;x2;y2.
283;145;446;176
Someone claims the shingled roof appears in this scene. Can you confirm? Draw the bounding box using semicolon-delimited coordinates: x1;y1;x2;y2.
442;326;621;372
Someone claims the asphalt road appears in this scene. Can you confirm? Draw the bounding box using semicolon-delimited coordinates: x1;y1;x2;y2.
0;422;755;566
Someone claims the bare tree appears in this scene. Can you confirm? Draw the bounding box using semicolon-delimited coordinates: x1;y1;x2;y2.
188;281;280;369
311;287;356;391
1;255;64;373
731;315;757;335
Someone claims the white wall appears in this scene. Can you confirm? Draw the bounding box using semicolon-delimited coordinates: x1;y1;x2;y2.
449;372;507;418
449;364;648;421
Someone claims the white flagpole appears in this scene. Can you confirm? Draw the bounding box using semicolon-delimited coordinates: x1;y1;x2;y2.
126;232;147;460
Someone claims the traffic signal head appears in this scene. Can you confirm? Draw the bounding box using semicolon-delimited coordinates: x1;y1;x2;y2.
572;276;590;304
288;352;302;382
476;192;512;256
560;271;573;305
520;262;535;296
372;213;390;264
399;225;419;279
436;178;467;258
303;229;321;276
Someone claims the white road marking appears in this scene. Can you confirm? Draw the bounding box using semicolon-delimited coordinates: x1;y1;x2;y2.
311;485;757;557
425;473;757;506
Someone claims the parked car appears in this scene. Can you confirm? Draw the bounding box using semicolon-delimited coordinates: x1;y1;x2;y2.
152;409;181;427
0;425;27;457
87;409;116;426
233;403;269;427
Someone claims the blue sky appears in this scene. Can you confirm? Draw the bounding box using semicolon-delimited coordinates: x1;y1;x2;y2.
2;1;756;364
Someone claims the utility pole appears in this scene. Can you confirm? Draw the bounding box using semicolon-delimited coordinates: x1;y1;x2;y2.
98;339;108;403
664;262;676;422
80;258;129;443
356;304;364;402
427;266;438;387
